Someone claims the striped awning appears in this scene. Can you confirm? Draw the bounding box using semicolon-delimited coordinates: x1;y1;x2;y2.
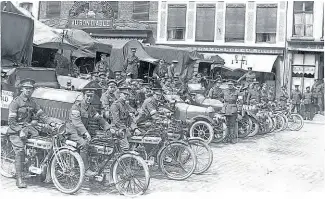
292;66;315;75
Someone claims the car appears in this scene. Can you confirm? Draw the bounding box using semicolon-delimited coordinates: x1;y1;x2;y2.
164;94;226;144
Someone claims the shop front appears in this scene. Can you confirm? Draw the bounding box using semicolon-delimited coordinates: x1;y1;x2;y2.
288;40;324;94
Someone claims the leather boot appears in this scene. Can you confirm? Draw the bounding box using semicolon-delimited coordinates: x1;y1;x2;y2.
15;154;27;188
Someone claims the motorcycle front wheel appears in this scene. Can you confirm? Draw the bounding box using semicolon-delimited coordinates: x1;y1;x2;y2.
247;117;260;137
159;142;197;180
274;114;286;132
238;116;253;138
0;137;16;178
51;149;85;194
189;121;214;144
188;138;213;174
287;113;304;131
112;153;150;197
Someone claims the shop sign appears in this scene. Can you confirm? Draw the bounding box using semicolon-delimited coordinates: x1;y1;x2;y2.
68;19;113;28
191;46;284;55
1;90;14;109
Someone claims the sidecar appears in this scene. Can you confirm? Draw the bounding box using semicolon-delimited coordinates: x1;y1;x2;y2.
164;94;226;144
187;83;205;95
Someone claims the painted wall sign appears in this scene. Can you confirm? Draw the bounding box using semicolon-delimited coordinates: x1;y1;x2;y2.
189;46;284;55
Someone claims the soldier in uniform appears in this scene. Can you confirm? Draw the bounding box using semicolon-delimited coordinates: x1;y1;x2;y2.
110;88;137;151
100;80;118;120
124;48;140;79
279;86;289;108
291;85;302;113
94;53;113;78
66;81;111;177
119;73;132;87
221;81;239;144
208;80;223;100
7;79;51;188
246;82;261;105
135;88;162;125
315;79;324;114
260;83;268;103
98;73;107;90
237;66;256;88
167;60;178;79
153;59;168;79
114;70;124;85
267;85;275;102
90;71;100;82
303;86;313;120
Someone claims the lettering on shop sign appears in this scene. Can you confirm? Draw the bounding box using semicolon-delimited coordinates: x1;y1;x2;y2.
192;47;284;55
1;90;14;109
68;19;114;28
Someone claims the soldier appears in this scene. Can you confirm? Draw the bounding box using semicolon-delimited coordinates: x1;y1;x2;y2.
315;79;324;114
153;59;168;79
260;83;268;103
100;80;118;120
71;56;80;78
267;85;275;102
114;70;124;84
110;88;137;152
221;81;239;144
7;79;51;188
279;86;289;108
94;53;113;78
66;81;111;177
291;85;302;113
237;66;256;88
135;88;162;126
303;86;313;120
119;73;132;87
98;73;107;90
167;60;178;79
124;48;140;79
246;82;261;105
208;80;223;100
90;71;100;82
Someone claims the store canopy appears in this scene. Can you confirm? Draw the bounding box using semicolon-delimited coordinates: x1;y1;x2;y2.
98;39;159;72
217;54;278;73
52;29;113;58
144;45;203;75
1;1;34;66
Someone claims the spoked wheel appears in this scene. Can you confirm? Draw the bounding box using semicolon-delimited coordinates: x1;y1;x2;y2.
0;137;16;178
264;115;274;134
238;116;252;138
212;122;227;143
287;114;304;131
247;117;260;137
51;149;85;194
112;153;150;197
188;139;213;174
274;114;286;132
269;115;277;133
189;121;214;144
159;142;196;180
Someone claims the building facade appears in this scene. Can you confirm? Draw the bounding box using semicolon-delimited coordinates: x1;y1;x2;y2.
156;1;288;96
38;1;159;43
286;1;324;93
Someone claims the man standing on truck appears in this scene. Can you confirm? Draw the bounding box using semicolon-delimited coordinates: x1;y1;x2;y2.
124;48;140;79
7;79;51;188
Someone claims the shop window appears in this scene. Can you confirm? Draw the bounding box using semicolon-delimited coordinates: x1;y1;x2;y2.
293;1;313;37
256;4;277;43
225;3;246;43
167;4;187;41
132;1;149;21
46;1;61;18
292;53;316;92
195;4;215;42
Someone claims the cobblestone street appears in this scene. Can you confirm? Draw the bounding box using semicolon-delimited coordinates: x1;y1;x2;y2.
1;122;324;197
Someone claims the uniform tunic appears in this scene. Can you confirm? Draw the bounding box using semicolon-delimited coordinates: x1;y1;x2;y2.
136;97;158;124
124;55;140;78
208;86;223;100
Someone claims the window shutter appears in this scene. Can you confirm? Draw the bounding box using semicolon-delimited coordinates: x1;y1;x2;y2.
133;1;149;21
195;4;216;41
225;4;246;41
46;1;61;18
256;4;278;34
167;4;187;29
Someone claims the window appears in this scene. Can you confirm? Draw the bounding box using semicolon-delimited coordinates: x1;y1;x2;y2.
167;4;187;41
20;2;33;13
108;1;119;19
46;1;61;18
132;1;149;21
293;1;313;37
225;4;246;42
256;4;277;43
292;53;316;92
195;4;215;42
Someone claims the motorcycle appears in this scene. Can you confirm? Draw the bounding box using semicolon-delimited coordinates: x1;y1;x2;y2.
1;121;85;194
129;114;197;181
76;130;150;197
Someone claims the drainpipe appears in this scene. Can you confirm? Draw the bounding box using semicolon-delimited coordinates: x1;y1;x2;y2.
283;1;290;97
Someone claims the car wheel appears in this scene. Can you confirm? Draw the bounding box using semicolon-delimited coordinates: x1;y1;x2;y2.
189;121;214;144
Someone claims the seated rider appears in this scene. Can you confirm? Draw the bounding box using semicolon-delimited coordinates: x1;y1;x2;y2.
66;81;112;177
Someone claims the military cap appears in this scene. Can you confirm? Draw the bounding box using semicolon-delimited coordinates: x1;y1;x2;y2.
18;78;36;88
118;87;131;95
107;80;118;86
294;85;299;87
90;71;99;76
114;70;122;74
152;88;163;94
80;81;100;93
172;60;179;63
131;48;137;52
306;86;310;89
99;73;106;78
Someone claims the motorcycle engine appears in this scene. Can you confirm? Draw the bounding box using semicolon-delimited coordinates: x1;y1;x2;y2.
89;139;114;155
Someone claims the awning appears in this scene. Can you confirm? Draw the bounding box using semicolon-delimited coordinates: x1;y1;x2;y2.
217;54;278;72
292;66;315;75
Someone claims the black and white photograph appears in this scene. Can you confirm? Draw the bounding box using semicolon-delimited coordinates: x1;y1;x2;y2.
0;0;324;198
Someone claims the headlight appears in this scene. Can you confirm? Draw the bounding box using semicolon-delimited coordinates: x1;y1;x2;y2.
56;123;66;135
